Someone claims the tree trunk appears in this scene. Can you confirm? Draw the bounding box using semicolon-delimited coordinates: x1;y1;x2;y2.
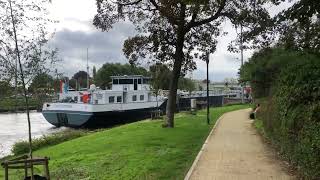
165;30;185;128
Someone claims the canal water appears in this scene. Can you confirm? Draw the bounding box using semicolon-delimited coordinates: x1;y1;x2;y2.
0;112;64;158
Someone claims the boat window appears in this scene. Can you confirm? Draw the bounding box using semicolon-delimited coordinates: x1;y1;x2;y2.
138;79;141;84
132;95;137;101
140;95;144;101
117;96;122;103
119;79;133;84
109;96;115;103
143;78;150;84
113;79;119;84
96;93;103;100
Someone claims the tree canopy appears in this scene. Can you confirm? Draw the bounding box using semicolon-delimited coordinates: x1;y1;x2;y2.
29;73;54;93
94;63;148;89
274;0;320;53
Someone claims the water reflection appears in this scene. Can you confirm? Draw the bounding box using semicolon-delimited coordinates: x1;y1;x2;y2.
0;111;64;158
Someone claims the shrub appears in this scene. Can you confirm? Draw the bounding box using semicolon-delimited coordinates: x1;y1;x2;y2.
259;58;320;179
12;129;87;155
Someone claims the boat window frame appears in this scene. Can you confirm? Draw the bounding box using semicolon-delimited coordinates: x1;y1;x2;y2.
117;96;122;103
109;96;115;103
112;79;119;84
119;79;134;84
140;95;144;101
132;95;137;102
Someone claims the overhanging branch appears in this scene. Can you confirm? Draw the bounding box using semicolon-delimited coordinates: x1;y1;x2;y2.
187;0;226;29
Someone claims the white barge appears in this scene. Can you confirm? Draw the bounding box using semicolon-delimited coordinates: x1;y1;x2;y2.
42;75;166;128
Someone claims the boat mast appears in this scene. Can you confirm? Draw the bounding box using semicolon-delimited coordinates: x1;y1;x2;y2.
87;48;89;90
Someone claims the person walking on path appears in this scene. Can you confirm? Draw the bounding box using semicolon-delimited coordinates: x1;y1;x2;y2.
186;109;295;180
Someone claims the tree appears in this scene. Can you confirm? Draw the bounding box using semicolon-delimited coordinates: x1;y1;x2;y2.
274;0;320;53
93;66;97;79
0;0;57;175
29;73;54;93
95;63;148;89
72;71;90;89
178;77;196;94
94;0;272;127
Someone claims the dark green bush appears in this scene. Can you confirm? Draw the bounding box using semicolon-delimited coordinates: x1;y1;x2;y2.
274;59;320;178
260;58;320;179
12;129;87;155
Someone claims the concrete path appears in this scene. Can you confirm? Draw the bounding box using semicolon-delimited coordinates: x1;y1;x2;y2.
187;109;295;180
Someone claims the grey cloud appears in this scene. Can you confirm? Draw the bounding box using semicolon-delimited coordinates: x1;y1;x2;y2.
49;22;136;77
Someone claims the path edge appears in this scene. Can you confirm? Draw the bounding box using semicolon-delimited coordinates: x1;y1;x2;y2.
183;113;226;180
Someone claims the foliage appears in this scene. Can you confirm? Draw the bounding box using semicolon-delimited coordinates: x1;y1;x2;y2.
255;57;320;179
94;63;148;89
239;48;310;98
28;73;54;93
0;97;39;112
178;77;196;93
0;0;58;84
12;129;87;156
93;0;272;127
71;71;89;89
274;0;320;53
0;80;13;98
1;104;249;179
149;63;171;94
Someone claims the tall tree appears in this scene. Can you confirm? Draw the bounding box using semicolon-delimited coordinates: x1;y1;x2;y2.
94;0;272;127
93;65;97;79
0;0;57;175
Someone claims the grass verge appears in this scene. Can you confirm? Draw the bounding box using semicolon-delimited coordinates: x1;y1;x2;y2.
0;104;249;180
11;129;88;156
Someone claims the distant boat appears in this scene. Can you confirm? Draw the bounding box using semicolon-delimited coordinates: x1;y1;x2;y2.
42;75;166;128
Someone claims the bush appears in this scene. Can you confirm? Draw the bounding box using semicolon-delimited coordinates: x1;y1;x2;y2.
12;129;87;155
259;58;320;179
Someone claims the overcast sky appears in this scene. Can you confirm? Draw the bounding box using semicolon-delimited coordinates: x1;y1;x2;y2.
48;0;292;82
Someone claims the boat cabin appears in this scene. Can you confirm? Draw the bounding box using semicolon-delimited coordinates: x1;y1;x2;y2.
110;75;151;91
59;75;155;105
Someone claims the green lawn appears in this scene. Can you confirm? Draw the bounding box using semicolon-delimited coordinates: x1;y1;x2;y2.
1;104;249;180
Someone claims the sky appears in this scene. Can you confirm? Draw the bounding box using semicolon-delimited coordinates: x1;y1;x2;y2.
47;0;293;82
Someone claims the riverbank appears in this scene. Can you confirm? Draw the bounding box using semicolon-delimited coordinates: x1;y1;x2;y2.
0;104;250;179
0;98;40;112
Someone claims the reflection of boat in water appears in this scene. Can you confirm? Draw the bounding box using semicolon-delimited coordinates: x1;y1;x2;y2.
42;75;166;128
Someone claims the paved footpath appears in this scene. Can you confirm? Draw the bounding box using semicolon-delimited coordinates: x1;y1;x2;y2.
187;109;295;180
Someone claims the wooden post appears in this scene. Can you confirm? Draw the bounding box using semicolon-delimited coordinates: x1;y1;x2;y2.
4;164;8;180
45;157;50;180
24;162;28;178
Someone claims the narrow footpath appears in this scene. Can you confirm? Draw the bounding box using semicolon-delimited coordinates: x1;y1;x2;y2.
187;109;295;180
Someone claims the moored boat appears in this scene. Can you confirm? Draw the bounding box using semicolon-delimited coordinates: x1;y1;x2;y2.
42;75;166;128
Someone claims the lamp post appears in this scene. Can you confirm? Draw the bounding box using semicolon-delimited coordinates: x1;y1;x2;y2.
240;24;244;104
206;53;210;125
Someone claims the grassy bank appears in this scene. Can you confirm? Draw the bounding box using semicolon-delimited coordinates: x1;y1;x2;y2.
0;104;249;179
